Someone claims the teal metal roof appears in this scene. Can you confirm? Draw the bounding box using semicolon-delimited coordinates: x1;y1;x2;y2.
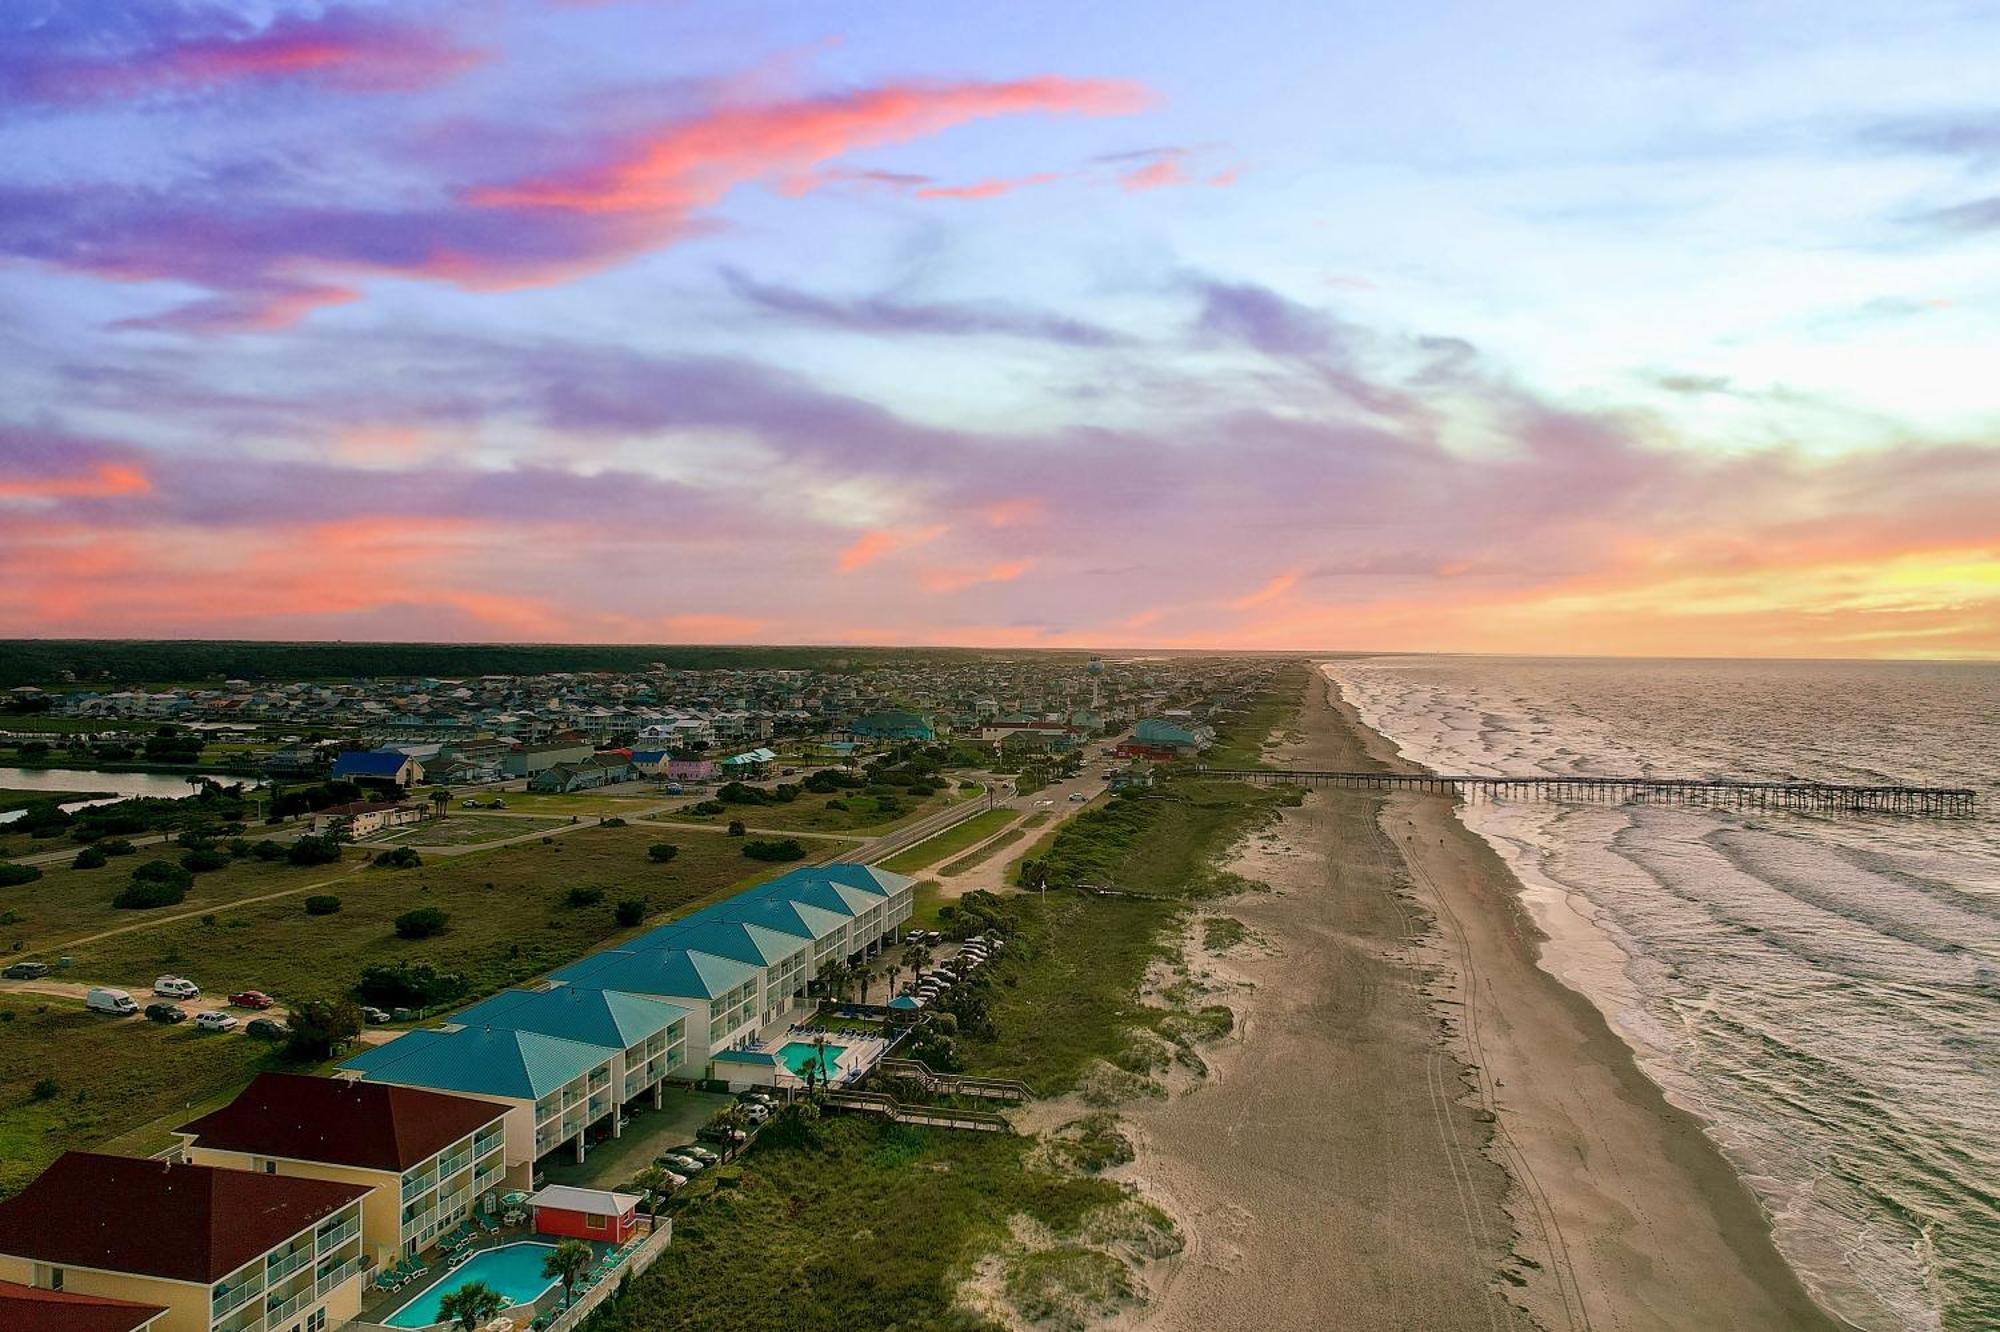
640;919;807;967
712;1049;783;1067
339;1026;611;1100
450;987;688;1049
552;946;758;1001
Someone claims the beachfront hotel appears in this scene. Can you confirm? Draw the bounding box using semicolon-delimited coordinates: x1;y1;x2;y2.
0;1153;370;1332
335;862;915;1172
175;1074;510;1268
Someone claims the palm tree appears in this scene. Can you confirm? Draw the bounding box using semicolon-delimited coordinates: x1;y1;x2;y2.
905;942;934;983
437;1280;506;1331
633;1164;672;1226
856;964;873;1006
427;786;451;820
887;964;903;999
543;1239;595;1309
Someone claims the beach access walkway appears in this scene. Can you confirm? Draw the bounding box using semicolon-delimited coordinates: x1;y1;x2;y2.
1197;768;1977;815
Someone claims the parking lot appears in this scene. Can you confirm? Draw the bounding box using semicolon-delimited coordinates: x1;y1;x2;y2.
0;972;399;1045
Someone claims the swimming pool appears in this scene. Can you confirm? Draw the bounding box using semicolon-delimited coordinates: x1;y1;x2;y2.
778;1040;845;1080
383;1242;560;1328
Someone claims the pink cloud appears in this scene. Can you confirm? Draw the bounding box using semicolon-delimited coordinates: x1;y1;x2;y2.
473;77;1151;216
1121;158;1189;191
0;461;152;501
914;172;1065;200
837;524;947;571
1229;571;1301;609
922;559;1033;593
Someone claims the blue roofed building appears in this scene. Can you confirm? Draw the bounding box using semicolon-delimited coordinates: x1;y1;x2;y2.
338;1024;616;1167
548;947;764;1065
330;749;424;786
447;987;691;1112
847;710;936;742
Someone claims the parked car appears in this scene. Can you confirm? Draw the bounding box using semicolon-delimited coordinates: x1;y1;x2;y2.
739;1090;774;1105
195;1011;239;1032
741;1104;772;1124
681;1145;720;1165
227;990;274;1009
490;799;507;809
360;1006;392;1025
85;987;139;1016
2;961;50;980
661;1153;704;1173
144;1002;188;1024
656;1169;688;1189
153;975;199;999
461;798;479;808
246;1017;291;1039
697;1125;748;1146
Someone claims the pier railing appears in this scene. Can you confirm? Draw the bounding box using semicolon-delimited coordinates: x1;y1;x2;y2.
1193;769;1977;816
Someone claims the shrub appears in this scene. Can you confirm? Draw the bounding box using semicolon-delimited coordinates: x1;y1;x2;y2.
616;899;646;927
600;816;626;828
689;800;726;816
394;906;449;939
372;847;423;869
565;886;604;908
180;846;230;873
304;894;342;916
71;846;108;870
114;876;188;909
287;834;342;867
285;996;363;1060
98;838;137;857
726;820;746;837
742;838;806;863
647;843;679;864
30;1077;58;1102
0;863;42;888
250;839;286;860
357;961;467;1009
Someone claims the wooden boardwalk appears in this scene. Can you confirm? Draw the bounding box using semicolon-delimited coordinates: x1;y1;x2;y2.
1195;768;1978;816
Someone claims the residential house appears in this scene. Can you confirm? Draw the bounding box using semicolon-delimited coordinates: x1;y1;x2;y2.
527;755;637;794
309;802;422;839
500;741;593;778
0;1153;369;1332
175;1073;509;1265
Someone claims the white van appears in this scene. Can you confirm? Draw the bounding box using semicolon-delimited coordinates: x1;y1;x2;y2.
86;987;139;1016
154;975;199;999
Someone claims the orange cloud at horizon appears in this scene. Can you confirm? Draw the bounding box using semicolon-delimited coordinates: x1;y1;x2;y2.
836;524;946;571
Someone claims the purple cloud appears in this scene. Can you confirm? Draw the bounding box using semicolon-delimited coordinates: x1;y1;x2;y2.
719;267;1135;347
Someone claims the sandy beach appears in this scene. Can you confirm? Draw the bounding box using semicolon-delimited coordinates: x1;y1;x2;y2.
1102;666;1839;1332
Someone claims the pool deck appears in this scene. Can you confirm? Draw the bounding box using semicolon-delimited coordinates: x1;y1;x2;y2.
351;1221;669;1331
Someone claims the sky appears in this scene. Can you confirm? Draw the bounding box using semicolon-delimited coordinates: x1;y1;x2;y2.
2;0;1997;658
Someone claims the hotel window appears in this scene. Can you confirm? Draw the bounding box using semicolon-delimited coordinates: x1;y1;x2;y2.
587;1213;606;1231
45;1267;62;1291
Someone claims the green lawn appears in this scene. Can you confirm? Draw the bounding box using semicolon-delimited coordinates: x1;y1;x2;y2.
940;827;1027;876
469;789;670;816
596;1116;1127;1332
0;992;289;1197
666;786;957;835
62;825;770;1003
879;808;1020;874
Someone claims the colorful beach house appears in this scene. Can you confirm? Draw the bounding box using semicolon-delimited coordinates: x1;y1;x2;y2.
338;1025;619;1167
0;1152;369;1332
525;1186;643;1245
175;1073;509;1265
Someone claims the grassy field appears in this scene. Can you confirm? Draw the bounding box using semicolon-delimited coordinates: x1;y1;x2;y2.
371;814;565;847
940;827;1027;876
467;788;671;817
595;1116;1126;1332
0;786;114;812
879;808;1020;874
666;786;959;835
0;992;289;1196
60;825;769;1002
1198;663;1308;769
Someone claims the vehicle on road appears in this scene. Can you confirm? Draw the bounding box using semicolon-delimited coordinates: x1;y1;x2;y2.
2;961;50;980
228;990;274;1009
1068;792;1088;802
144;1002;187;1024
195;1011;238;1032
153;975;199;999
85;987;138;1016
246;1017;290;1039
360;1006;392;1025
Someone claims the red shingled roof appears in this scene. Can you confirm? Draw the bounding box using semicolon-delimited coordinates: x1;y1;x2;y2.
0;1281;165;1332
0;1153;369;1285
178;1072;505;1173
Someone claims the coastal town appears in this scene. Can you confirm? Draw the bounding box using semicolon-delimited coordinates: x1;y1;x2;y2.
0;648;1278;1332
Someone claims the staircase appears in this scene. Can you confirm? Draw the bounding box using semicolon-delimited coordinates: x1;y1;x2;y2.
824;1089;1012;1133
876;1057;1032;1103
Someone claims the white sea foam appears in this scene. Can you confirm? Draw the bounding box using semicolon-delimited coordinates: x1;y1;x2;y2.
1324;656;2000;1332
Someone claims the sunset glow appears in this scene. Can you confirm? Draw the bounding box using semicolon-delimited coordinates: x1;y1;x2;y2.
3;1;1997;656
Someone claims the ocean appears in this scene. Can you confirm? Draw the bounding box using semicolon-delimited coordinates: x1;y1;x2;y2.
1322;657;2000;1332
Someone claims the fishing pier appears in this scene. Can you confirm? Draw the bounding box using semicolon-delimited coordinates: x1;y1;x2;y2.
1194;769;1978;816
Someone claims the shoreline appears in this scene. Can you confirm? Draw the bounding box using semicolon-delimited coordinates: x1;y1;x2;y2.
1100;664;1840;1331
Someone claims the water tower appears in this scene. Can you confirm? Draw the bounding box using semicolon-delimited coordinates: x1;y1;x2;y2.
1087;655;1105;711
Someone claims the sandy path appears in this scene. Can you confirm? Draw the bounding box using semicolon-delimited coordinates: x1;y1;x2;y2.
1104;668;1840;1332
